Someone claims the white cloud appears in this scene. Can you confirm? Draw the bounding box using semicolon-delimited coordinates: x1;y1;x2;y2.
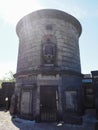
0;0;89;25
0;0;43;25
66;5;87;19
0;63;16;79
45;0;88;19
94;9;98;17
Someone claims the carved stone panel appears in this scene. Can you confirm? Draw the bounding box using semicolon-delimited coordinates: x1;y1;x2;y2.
21;90;32;114
41;35;57;66
65;91;77;111
42;42;56;65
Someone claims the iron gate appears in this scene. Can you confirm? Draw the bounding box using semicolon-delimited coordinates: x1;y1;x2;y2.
40;86;58;122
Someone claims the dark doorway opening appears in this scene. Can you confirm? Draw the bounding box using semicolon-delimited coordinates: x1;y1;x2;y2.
40;86;58;122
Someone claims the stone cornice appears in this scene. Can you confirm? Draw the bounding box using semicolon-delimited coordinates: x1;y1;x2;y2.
14;68;83;78
16;9;82;37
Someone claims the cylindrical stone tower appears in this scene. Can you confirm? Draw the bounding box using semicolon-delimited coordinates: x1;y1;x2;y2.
14;9;83;124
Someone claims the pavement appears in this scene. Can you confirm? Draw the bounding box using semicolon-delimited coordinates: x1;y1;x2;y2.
0;110;97;130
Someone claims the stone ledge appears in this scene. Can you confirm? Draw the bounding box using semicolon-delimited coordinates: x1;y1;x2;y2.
14;68;83;78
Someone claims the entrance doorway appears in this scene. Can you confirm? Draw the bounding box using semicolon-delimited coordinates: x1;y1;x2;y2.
40;86;58;121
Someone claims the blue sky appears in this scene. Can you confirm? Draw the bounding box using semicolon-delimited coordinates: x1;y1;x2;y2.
0;0;98;78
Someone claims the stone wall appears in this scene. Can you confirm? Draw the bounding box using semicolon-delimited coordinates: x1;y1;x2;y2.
16;9;81;73
15;9;82;123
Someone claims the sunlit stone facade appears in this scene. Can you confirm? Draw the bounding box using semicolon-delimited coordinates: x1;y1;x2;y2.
14;9;83;124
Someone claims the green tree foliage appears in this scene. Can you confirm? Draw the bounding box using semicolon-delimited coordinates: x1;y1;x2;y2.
0;71;15;88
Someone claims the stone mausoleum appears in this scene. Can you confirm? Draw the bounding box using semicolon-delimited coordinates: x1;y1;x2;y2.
14;9;83;123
